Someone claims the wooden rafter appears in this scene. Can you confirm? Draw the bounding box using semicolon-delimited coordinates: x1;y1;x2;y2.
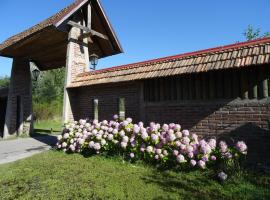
67;20;108;40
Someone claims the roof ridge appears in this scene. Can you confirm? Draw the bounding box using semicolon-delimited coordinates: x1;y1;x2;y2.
78;36;270;77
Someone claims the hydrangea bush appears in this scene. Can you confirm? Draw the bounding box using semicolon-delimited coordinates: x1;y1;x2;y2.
56;115;247;180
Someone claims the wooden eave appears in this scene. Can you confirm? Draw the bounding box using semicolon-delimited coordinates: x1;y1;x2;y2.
0;0;123;70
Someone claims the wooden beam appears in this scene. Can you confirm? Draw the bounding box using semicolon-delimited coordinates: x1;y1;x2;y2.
67;20;109;40
87;2;91;29
81;30;109;40
67;20;90;32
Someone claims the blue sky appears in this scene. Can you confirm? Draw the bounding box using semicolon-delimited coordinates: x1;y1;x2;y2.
0;0;269;77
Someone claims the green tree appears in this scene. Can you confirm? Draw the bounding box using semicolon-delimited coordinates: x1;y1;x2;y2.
243;25;270;40
0;76;10;88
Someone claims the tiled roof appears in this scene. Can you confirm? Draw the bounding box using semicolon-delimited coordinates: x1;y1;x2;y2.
0;0;86;51
69;37;270;88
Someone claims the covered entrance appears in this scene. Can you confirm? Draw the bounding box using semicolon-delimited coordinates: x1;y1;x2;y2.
0;88;8;137
0;0;122;138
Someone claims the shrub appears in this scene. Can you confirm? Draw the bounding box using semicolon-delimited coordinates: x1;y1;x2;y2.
56;115;247;180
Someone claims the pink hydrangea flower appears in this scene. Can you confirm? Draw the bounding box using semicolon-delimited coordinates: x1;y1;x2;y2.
218;171;228;181
197;160;206;169
176;154;186;163
219;141;228;153
190;159;196;166
236;141;247;154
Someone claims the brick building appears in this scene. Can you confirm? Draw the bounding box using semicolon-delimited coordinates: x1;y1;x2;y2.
0;0;269;164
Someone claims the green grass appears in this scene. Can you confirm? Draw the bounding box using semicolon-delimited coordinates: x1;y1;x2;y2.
0;151;269;200
33;119;62;135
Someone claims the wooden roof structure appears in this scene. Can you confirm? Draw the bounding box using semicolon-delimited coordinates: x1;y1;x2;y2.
0;0;123;71
69;37;270;88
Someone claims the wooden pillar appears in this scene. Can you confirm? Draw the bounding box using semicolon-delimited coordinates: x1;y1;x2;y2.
182;76;188;100
202;73;208;100
224;71;232;98
159;78;164;101
188;75;193;100
217;71;223;99
240;70;248;99
259;68;269;98
251;69;258;99
176;76;182;100
232;70;240;98
93;99;98;120
118;98;125;121
3;59;33;138
139;82;146;122
209;72;215;99
154;79;159;102
195;74;201;100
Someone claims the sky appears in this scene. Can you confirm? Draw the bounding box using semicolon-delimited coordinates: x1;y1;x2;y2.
0;0;270;77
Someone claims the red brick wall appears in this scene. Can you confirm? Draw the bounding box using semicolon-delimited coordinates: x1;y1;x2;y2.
68;82;141;122
144;100;270;135
69;81;270;165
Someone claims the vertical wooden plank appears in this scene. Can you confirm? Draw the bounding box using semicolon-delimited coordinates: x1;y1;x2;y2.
251;69;258;99
139;81;146;122
217;71;224;99
159;78;164;101
87;2;92;29
182;76;188;100
240;70;249;99
224;71;232;98
232;70;239;98
260;67;269;98
202;73;208;100
209;72;215;99
188;75;193;100
154;78;159;102
118;98;125;121
176;76;182;100
195;74;201;100
171;76;177;100
93;99;98;121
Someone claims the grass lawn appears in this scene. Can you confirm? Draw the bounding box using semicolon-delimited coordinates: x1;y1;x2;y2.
0;151;269;200
33;119;62;135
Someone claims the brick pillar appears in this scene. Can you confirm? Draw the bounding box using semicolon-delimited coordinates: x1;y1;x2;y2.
3;58;33;138
63;15;89;123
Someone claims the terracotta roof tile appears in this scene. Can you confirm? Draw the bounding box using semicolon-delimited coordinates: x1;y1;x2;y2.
68;37;270;88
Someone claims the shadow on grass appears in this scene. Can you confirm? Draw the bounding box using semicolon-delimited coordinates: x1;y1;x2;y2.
141;170;221;199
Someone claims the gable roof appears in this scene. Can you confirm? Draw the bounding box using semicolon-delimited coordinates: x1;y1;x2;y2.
69;37;270;88
0;0;123;70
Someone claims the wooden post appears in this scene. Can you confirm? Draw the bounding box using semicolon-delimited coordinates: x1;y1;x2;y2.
209;72;215;99
188;75;193;100
118;98;125;121
240;70;249;99
232;70;239;98
176;76;182;100
93;99;98;120
154;79;159;102
202;73;208;100
171;77;176;100
251;69;258;99
159;78;164;101
224;71;232;98
217;71;223;99
182;76;188;100
260;68;269;98
195;74;201;100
